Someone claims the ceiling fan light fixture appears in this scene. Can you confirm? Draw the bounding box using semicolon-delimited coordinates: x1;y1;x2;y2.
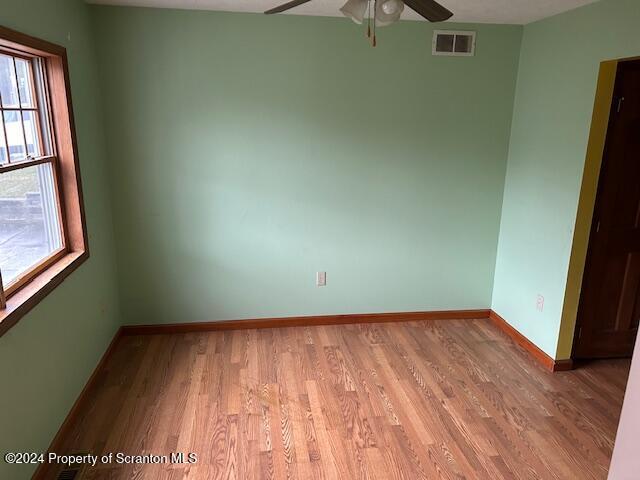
376;0;404;26
340;0;369;24
381;0;402;15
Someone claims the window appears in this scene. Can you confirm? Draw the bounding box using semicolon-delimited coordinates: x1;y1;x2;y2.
0;51;64;295
0;26;88;334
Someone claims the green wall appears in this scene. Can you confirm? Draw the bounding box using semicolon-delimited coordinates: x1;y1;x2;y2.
492;0;640;357
0;1;121;478
93;6;521;325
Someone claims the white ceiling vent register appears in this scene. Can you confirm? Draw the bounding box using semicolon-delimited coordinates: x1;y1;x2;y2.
432;30;476;56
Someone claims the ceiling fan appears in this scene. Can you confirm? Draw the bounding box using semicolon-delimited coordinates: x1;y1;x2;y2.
265;0;453;46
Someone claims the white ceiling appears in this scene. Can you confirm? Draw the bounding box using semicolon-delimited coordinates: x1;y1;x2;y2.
86;0;599;25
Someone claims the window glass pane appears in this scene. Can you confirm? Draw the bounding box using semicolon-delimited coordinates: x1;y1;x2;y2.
0;122;6;164
15;59;35;108
23;111;41;157
0;163;62;287
0;54;19;108
3;110;26;161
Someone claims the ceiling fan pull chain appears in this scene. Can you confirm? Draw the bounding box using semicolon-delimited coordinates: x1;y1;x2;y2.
372;0;377;46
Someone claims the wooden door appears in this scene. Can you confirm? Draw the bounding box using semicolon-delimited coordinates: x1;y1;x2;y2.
574;60;640;359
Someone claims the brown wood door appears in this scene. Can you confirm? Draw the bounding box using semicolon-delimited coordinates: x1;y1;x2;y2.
574;60;640;359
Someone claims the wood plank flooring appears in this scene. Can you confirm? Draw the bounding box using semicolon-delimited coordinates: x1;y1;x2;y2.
49;319;630;479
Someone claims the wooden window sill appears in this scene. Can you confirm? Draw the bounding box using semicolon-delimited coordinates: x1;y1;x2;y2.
0;250;88;337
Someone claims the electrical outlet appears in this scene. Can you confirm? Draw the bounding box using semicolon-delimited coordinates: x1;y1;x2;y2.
316;271;326;287
536;294;544;312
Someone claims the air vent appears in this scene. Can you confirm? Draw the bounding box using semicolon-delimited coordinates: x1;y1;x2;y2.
55;453;87;480
432;30;476;56
57;468;80;480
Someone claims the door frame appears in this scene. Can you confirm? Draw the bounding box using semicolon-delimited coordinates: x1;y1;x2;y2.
556;56;640;361
571;58;640;358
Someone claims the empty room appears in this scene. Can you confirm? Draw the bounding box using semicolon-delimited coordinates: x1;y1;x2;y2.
1;0;640;478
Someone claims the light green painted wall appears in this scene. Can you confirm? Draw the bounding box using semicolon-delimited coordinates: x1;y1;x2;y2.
0;1;121;478
92;6;521;325
492;0;640;357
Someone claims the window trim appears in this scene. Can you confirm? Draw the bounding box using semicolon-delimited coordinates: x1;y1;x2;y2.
1;52;66;297
0;25;89;336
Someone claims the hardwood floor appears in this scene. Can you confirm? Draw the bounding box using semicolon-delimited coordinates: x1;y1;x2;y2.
48;319;630;479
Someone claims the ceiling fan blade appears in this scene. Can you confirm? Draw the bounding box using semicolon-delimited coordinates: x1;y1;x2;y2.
403;0;453;22
265;0;313;14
